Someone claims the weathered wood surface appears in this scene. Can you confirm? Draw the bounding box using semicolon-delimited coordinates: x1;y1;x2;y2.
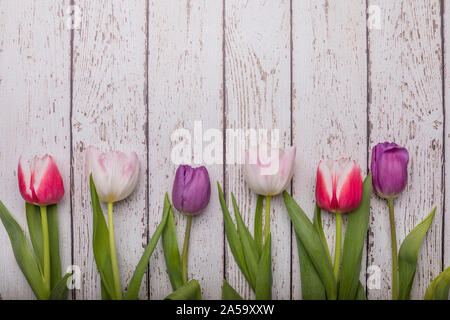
71;0;148;299
225;0;291;300
147;0;224;300
0;0;448;300
0;0;72;299
367;0;444;300
291;0;368;299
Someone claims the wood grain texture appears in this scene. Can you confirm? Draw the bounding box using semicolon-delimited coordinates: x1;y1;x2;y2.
225;0;292;300
291;0;368;299
0;0;72;299
71;0;148;299
147;0;224;299
367;0;444;300
444;0;450;273
0;0;448;301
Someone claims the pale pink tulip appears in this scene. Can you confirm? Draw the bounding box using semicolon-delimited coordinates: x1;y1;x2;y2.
244;146;296;196
86;146;140;203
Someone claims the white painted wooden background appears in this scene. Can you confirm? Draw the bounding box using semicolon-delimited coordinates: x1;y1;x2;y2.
0;0;448;300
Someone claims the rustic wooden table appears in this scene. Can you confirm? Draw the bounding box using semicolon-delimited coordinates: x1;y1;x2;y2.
0;0;448;300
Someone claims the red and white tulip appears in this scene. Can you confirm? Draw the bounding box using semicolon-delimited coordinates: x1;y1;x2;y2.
315;158;362;213
18;155;65;206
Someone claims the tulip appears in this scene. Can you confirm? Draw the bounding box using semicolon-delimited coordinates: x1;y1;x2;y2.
171;165;211;283
17;154;65;293
172;165;211;215
315;158;363;281
315;159;363;214
244;145;296;245
371;142;409;199
370;142;409;300
86;146;140;204
18;155;65;206
243;145;296;197
86;146;140;300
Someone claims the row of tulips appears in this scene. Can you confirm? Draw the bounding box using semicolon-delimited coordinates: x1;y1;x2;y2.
0;142;448;300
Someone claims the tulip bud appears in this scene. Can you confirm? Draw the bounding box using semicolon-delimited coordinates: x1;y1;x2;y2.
86;146;140;203
172;165;211;215
243;146;296;196
18;155;65;206
371;142;409;199
315;158;362;213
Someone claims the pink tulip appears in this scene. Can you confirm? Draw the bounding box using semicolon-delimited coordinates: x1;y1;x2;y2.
18;155;65;206
315;159;362;214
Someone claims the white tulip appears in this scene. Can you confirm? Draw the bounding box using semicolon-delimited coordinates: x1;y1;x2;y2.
86;146;140;203
244;145;296;196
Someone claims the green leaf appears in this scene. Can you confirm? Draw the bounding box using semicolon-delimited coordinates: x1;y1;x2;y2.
283;191;337;300
221;279;243;300
398;207;436;300
125;194;170;300
165;279;202;300
47;204;62;289
254;195;264;258
90;174;117;300
312;204;332;265
217;182;252;286
0;201;49;300
26;204;62;290
101;281;112;300
231;193;259;289
295;230;326;300
255;233;272;300
424;267;450;300
162;201;183;291
25;203;44;274
355;281;367;300
49;272;71;300
339;174;372;300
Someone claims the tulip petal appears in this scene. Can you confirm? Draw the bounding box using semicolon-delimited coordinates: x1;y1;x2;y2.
315;160;333;212
336;160;362;213
18;157;36;203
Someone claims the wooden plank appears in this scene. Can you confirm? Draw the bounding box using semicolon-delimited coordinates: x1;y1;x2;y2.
224;0;291;299
147;0;224;299
291;0;368;299
0;0;72;299
367;0;444;299
442;0;450;280
71;0;148;299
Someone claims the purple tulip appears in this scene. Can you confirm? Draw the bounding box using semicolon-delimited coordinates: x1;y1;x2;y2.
371;142;409;199
172;165;211;215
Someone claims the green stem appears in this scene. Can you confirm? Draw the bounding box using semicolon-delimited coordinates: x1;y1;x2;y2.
388;198;398;300
40;205;51;295
333;212;342;281
107;202;122;300
182;215;193;284
264;196;271;241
